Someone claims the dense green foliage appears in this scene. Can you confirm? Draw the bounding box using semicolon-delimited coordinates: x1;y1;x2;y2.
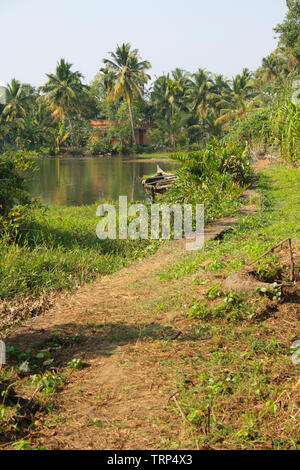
0;204;160;300
0;153;34;227
0;3;299;304
272;100;300;162
171;140;253;184
162;140;252;222
0;2;299;161
274;0;300;62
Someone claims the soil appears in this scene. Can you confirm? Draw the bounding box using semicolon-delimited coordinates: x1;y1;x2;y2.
2;207;260;450
2;181;300;450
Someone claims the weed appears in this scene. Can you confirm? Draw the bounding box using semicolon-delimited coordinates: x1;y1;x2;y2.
88;418;102;427
256;255;286;282
31;371;65;395
188;300;212;320
204;283;224;300
235;411;260;442
67;358;86;370
12;439;31;450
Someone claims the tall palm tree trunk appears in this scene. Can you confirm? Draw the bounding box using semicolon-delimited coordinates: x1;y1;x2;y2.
67;113;76;146
128;101;136;145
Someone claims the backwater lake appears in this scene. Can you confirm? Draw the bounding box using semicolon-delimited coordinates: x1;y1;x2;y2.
27;155;179;206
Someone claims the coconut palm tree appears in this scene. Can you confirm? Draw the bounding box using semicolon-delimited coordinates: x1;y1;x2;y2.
205;109;223;137
211;74;231;102
151;75;170;118
216;69;258;125
262;56;280;84
2;79;27;122
102;43;151;144
98;66;116;98
40;59;85;144
186;69;215;120
156;111;188;147
170;68;190;110
164;76;184;118
259;54;289;84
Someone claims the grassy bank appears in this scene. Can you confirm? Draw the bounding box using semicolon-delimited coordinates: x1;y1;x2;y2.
0;204;161;302
0;143;249;311
1;166;300;450
135;152;173;159
0;187;245;312
154;166;300;449
162;166;300;279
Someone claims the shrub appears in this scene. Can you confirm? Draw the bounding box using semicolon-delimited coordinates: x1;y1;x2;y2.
227;108;272;151
112;141;130;154
271;100;300;164
163;139;252;220
86;136;113;155
0;153;34;228
163;169;244;222
170;138;253;185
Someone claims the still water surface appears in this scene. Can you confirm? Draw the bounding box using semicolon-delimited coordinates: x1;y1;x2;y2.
28;156;178;206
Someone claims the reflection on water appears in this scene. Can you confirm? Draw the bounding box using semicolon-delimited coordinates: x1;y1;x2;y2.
27;156;178;206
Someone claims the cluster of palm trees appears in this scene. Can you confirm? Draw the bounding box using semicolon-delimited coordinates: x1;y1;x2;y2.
96;43;297;149
0;37;298;153
148;67;260;146
0;59;97;151
96;55;263;148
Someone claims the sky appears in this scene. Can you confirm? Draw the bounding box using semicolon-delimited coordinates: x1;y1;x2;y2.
0;0;288;87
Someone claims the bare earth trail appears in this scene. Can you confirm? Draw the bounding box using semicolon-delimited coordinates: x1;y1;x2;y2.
6;202;258;450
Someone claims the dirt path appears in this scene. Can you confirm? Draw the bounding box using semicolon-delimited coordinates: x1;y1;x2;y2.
5;201;258;450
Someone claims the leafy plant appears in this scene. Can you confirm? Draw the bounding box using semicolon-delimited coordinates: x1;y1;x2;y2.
236;411;260;442
86;135;113;155
171;138;253;185
204;283;224;300
188;300;212;320
31;371;65;395
213;292;247;322
67;358;86;370
0;153;34;228
255;255;285;281
271;100;300;163
12;439;31;450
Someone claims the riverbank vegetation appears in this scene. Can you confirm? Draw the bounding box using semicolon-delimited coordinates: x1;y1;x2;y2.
0;1;299;159
1;166;300;450
0;1;300;451
0;131;254;312
0;2;299;310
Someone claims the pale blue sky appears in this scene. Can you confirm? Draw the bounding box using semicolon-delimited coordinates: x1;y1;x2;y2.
1;0;287;86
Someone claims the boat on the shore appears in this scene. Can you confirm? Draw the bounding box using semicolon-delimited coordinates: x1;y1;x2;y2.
142;165;177;196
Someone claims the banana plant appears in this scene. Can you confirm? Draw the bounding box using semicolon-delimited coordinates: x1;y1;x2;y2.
54;122;70;153
272;101;300;163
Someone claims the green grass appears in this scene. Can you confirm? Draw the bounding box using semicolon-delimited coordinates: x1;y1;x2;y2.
0;164;244;304
1;166;300;449
155;166;300;449
0;203;160;301
135;152;173;159
161;167;300;281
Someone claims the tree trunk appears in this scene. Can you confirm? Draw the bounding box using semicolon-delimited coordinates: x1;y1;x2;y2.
67;114;76;146
171;133;176;147
128;101;136;146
